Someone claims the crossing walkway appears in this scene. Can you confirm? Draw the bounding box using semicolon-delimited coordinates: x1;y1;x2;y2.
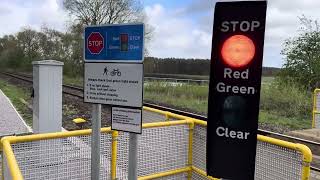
0;89;30;136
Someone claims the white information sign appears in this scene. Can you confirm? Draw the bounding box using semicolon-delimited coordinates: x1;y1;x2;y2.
112;107;142;133
84;63;143;107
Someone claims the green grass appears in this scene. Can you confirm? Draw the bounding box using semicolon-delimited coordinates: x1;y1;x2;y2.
0;79;32;126
259;111;311;130
262;76;274;84
144;82;208;113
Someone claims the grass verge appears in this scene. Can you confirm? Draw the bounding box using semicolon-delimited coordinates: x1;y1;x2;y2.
0;79;32;126
144;82;208;113
259;111;311;130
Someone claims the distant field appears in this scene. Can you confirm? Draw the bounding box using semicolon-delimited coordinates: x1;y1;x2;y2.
145;73;209;80
63;74;275;86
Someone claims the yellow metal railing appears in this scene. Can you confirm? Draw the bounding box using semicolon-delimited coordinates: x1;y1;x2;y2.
313;88;320;128
0;106;313;180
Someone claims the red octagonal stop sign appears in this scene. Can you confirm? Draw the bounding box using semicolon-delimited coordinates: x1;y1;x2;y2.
87;32;104;54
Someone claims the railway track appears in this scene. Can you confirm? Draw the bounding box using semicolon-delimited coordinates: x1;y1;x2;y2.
1;71;320;171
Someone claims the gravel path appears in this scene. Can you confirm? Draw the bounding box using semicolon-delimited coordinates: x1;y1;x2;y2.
0;89;30;136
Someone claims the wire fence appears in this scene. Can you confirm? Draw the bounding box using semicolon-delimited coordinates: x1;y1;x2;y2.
0;108;312;180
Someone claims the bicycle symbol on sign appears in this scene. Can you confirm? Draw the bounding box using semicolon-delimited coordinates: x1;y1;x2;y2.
103;66;122;76
110;69;121;76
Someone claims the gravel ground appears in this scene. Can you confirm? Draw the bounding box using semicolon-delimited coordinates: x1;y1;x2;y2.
62;94;111;130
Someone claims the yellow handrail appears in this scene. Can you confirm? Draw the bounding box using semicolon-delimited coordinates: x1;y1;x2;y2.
0;138;23;180
138;167;191;180
0;106;313;180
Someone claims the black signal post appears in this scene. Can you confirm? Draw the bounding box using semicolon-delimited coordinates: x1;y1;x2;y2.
207;1;267;180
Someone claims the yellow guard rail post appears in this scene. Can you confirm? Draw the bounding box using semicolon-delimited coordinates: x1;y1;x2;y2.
187;119;194;180
111;130;118;180
313;88;320;128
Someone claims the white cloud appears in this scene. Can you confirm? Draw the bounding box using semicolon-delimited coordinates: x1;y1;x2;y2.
0;0;67;36
145;4;212;59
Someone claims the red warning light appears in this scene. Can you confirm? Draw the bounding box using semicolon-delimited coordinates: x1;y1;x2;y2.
221;35;255;68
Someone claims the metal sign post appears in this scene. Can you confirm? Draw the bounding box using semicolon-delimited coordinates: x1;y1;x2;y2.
128;133;138;180
91;104;101;180
84;24;144;180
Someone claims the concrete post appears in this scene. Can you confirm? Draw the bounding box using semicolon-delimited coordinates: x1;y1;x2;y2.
32;60;63;133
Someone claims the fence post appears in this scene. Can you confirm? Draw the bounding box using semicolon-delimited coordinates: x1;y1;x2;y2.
312;89;320;128
188;119;194;180
297;144;312;180
111;131;118;180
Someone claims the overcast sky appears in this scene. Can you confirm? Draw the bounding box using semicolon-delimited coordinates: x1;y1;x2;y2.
0;0;319;67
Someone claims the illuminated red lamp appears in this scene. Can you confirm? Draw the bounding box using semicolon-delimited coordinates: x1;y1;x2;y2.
221;35;255;68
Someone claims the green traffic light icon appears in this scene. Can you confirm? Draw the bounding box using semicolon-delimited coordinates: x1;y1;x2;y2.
222;96;247;128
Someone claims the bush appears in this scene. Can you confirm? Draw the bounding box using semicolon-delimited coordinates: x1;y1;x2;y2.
260;79;312;119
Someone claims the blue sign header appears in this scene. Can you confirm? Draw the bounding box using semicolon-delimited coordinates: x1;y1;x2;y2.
84;24;144;62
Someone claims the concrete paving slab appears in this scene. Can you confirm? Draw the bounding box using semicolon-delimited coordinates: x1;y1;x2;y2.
0;89;30;136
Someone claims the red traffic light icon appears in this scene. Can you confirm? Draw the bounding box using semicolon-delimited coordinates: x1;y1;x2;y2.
87;32;104;54
120;34;129;51
221;35;255;68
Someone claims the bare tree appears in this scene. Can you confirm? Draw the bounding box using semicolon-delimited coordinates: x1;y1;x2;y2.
16;28;41;62
63;0;144;25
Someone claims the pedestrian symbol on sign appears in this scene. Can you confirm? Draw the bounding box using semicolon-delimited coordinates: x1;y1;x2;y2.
103;67;108;75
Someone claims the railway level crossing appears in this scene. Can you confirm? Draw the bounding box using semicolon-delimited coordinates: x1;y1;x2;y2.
0;70;319;179
0;1;319;180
